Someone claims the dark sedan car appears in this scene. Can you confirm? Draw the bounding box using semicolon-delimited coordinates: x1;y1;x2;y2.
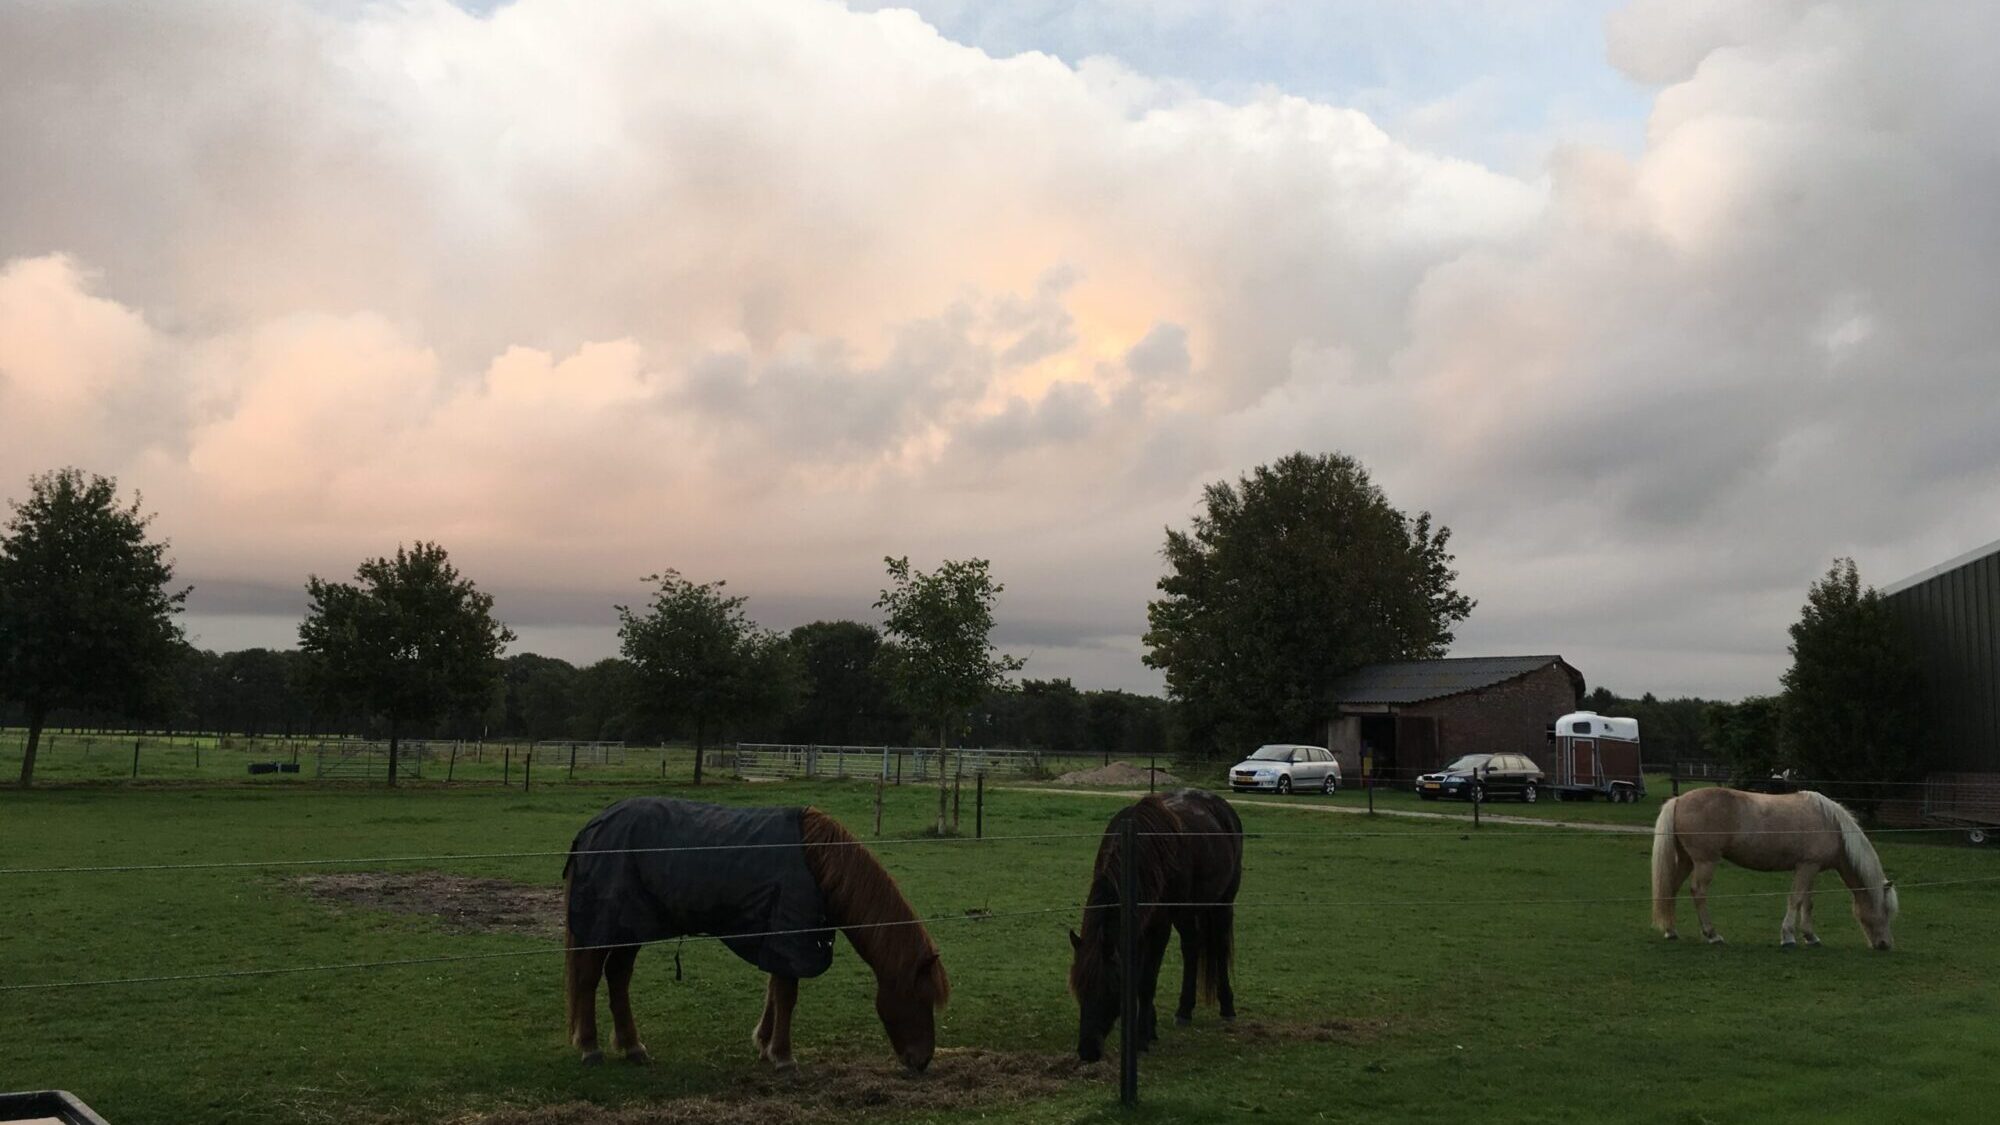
1415;753;1547;803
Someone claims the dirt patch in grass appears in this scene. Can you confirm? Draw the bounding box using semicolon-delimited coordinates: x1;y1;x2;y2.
1053;761;1179;787
292;872;563;938
456;1047;1092;1125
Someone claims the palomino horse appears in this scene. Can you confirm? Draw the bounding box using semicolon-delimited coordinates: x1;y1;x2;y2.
564;797;949;1072
1651;787;1899;949
1068;788;1242;1062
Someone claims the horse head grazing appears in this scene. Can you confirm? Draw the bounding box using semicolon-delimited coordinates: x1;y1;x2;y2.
1067;911;1122;1062
1068;797;1183;1062
1855;878;1899;951
799;807;951;1072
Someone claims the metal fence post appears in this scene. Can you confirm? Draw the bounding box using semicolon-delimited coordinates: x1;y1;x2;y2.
1119;813;1140;1107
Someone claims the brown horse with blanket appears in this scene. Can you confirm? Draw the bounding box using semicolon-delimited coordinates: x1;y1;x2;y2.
564;796;949;1071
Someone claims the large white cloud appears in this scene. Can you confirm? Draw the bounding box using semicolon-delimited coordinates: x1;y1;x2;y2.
2;0;1995;696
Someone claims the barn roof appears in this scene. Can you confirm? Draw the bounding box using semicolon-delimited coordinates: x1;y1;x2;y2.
1327;655;1581;705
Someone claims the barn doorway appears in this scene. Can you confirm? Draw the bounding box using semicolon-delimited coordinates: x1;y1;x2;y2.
1359;715;1398;780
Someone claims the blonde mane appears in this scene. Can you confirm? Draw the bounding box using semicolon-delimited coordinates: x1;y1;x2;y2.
1804;790;1889;899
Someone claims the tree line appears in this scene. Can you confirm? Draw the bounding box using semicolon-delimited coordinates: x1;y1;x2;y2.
3;458;1929;805
0;469;1168;788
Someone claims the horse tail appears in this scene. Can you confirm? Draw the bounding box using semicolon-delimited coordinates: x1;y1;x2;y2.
1651;796;1684;931
1197;905;1234;1004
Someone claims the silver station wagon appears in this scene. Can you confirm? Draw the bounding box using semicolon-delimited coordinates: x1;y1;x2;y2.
1229;744;1341;795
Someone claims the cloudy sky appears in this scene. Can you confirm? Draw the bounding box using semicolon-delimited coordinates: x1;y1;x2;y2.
3;0;1996;700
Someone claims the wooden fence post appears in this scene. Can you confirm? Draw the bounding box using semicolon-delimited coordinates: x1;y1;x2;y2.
875;775;885;837
132;739;141;779
1119;814;1140;1107
976;772;984;839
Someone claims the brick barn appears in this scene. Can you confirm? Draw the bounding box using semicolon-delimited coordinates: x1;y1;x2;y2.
1321;656;1584;783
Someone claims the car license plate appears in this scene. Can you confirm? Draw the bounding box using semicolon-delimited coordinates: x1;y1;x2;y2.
1422;782;1439;790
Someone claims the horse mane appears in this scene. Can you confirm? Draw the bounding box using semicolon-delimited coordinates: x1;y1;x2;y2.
1803;790;1887;892
798;807;950;1006
1070;795;1182;1000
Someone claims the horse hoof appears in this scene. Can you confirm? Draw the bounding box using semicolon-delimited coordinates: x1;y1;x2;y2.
1705;934;1725;945
772;1059;798;1077
580;1050;604;1067
1781;940;1796;950
1664;931;1678;941
1804;935;1821;947
626;1047;652;1065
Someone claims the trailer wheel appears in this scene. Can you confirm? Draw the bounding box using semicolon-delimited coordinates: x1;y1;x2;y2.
1972;827;1989;846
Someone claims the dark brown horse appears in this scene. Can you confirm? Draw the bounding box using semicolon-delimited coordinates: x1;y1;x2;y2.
1067;788;1242;1062
564;798;949;1072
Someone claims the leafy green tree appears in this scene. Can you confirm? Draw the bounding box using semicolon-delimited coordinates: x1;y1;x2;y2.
1779;558;1925;817
0;469;188;786
571;658;640;741
499;653;581;741
617;571;797;783
784;620;905;744
298;542;514;785
1143;452;1474;757
1702;695;1784;781
875;556;1023;833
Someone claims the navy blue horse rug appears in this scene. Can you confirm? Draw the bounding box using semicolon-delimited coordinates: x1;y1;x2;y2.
560;796;951;1070
564;796;834;978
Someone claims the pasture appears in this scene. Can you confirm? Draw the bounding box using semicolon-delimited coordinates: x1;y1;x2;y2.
2;777;1996;1124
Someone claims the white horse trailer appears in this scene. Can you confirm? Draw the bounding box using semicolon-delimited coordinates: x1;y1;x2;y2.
1547;711;1645;802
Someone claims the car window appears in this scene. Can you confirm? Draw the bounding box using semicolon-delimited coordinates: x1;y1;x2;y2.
1311;748;1328;762
1505;756;1526;771
1249;746;1290;761
1446;754;1490;772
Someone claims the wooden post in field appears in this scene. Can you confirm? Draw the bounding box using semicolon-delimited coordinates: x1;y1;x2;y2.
524;751;533;793
1149;749;1157;793
1473;765;1484;828
874;775;885;837
976;772;984;839
1119;814;1140;1106
447;742;457;783
1365;750;1374;816
504;744;512;786
952;770;962;832
132;739;141;779
569;743;577;781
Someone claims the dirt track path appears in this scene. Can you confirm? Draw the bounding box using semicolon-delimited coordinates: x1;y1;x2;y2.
1004;786;1652;834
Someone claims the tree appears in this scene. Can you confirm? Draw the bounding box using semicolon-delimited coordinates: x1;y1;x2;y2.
784;620;905;745
874;556;1023;834
500;653;581;741
617;571;796;784
297;542;513;785
0;469;188;786
1703;695;1784;782
1779;558;1925;818
1143;452;1474;757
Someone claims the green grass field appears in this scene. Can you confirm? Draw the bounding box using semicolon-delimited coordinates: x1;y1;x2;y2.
3;777;1996;1124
